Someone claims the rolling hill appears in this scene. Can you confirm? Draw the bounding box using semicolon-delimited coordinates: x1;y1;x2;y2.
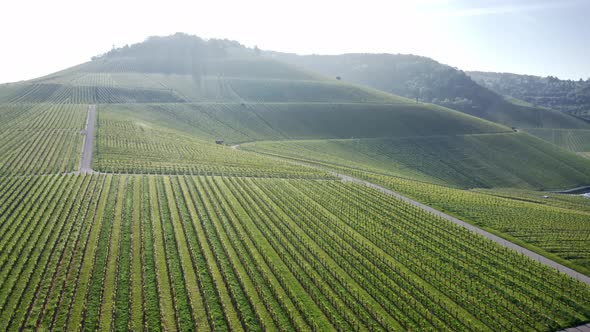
2;34;590;188
269;52;590;130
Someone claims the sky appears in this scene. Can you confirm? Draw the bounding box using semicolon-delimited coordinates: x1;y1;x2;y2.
1;0;589;83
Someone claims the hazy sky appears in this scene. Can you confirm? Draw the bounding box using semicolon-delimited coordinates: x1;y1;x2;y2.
1;0;589;83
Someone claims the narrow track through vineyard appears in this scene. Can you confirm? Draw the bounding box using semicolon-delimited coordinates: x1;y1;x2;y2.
78;105;96;174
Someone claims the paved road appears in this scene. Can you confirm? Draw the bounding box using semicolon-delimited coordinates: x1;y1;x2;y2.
561;323;590;332
78;105;96;174
554;185;590;195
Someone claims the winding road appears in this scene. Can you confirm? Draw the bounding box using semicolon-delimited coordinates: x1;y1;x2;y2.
78;105;96;174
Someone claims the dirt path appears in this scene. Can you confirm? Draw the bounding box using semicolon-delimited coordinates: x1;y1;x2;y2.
78;105;96;174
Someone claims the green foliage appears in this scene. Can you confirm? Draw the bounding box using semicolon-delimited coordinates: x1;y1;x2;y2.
469;71;590;120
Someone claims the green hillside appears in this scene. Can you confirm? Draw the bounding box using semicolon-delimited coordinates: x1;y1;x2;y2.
269;52;590;130
2;34;589;186
243;133;590;189
1;34;403;105
2;34;588;189
524;128;590;158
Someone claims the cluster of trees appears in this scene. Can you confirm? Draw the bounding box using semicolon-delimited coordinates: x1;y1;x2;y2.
469;71;590;119
91;33;252;75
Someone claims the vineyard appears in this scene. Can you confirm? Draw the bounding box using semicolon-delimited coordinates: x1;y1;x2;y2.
320;170;590;276
96;101;506;143
1;33;590;332
4;83;185;104
0;103;86;175
94;106;330;177
525;128;590;154
0;174;587;331
243;133;590;189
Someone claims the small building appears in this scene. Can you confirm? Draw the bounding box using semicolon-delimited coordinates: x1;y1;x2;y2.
215;139;224;145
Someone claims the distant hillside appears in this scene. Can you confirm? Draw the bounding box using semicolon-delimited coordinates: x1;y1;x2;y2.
0;34;409;105
269;52;590;130
1;33;589;189
468;71;590;120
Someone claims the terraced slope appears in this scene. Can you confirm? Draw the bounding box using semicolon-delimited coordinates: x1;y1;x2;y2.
0;101;330;178
94;104;330;177
96;102;508;143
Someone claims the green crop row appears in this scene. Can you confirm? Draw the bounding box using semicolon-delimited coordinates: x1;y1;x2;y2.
0;103;86;175
0;174;589;331
337;170;590;276
525;128;590;153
